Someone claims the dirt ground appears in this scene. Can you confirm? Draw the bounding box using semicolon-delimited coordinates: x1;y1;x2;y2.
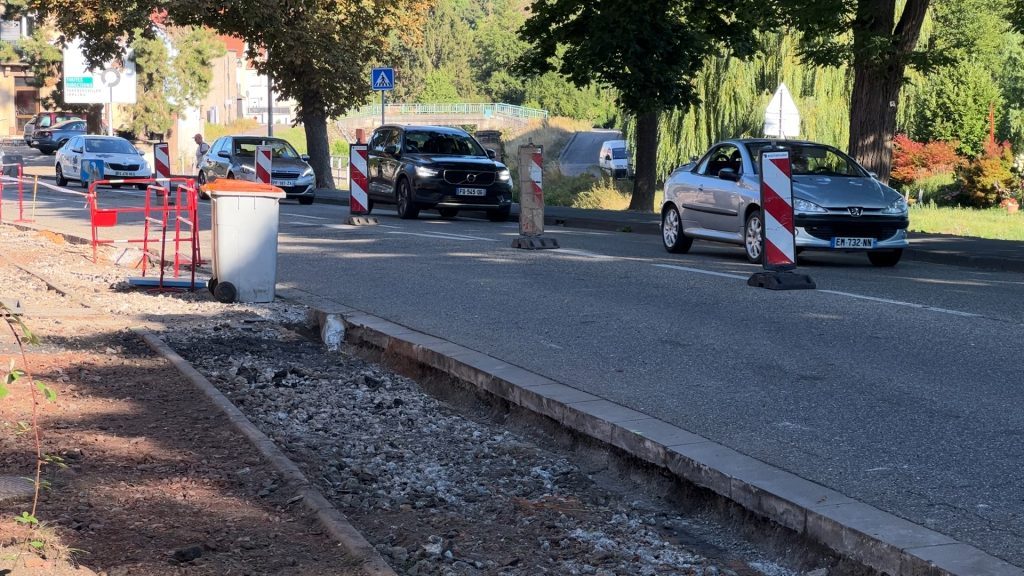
0;228;360;575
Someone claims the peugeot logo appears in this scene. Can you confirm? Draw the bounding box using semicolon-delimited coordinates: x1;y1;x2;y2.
466;173;477;183
848;207;863;217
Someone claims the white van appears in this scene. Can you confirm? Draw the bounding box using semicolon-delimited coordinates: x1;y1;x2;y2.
598;140;631;179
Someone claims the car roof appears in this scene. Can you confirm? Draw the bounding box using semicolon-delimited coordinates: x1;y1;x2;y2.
230;136;292;144
380;125;470;136
51;119;86;127
82;135;130;141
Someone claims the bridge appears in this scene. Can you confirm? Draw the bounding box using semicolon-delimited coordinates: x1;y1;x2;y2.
334;103;549;135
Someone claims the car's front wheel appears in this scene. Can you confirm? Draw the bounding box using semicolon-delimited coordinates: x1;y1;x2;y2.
55;164;67;187
396;179;419;219
867;249;903;267
744;211;764;264
197;171;210;199
662;206;692;254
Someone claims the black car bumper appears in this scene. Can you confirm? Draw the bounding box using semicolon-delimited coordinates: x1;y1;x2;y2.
412;177;513;208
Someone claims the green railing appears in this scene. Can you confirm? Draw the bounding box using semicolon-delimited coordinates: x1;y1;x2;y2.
340;103;548;121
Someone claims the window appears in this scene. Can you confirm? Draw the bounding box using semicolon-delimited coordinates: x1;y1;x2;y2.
232;138;300;159
406;131;485;156
611;148;627;160
84;138;136;154
698;144;741;177
744;142;865;177
37;116;52;128
369;129;390;153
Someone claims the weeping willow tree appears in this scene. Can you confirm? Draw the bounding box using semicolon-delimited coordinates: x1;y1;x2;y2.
628;33;852;180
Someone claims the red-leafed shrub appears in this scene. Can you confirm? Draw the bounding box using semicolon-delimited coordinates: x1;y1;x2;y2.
890;134;964;186
956;140;1020;208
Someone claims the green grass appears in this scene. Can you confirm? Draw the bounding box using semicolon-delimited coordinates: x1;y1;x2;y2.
203;121;348;157
909;205;1024;241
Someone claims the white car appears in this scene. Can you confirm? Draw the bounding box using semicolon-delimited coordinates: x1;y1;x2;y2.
55;135;152;189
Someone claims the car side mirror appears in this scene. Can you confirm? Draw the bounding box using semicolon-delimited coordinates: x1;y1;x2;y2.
136;148;145;155
690;155;699;162
604;154;612;161
384;145;399;157
301;154;310;162
868;171;878;179
718;167;741;182
486;149;496;159
72;148;82;154
217;150;230;158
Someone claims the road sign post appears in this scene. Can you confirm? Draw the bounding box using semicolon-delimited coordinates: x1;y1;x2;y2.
371;67;395;126
748;149;815;290
512;144;559;250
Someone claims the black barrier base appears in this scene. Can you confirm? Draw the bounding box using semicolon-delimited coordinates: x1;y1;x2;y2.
348;215;379;226
747;271;816;291
512;236;560;250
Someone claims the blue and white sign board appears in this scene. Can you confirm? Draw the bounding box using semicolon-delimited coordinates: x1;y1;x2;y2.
81;159;104;186
371;67;395;91
63;38;137;105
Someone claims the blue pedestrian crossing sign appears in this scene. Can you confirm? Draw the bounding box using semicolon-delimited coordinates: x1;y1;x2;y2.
371;67;395;91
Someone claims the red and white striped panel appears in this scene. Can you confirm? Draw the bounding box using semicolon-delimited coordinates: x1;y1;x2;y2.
349;145;369;214
761;151;795;269
154;142;170;179
255;145;272;184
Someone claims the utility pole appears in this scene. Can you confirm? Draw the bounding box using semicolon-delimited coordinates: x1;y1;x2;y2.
266;48;273;137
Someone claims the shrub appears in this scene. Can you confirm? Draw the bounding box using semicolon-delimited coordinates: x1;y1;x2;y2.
890;134;963;187
905;172;960;206
956;140;1020;208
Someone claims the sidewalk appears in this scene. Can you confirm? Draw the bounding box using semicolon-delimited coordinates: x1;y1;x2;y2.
315;187;1024;273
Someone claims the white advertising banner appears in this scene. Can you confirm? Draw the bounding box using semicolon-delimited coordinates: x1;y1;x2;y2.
63;38;137;104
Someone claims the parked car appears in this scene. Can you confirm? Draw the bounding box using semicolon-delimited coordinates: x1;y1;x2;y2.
198;136;316;204
660;139;909;267
54;135;152;189
24;112;87;147
366;124;513;221
599;139;631;179
32;119;87;155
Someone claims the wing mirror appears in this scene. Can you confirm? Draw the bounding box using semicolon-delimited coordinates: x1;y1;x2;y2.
486;149;496;159
71;148;82;154
868;171;878;179
384;144;399;157
718;167;741;182
217;150;231;158
604;154;612;162
301;154;310;162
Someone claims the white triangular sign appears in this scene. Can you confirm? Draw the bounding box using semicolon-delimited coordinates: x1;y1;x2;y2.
375;72;391;88
764;83;800;138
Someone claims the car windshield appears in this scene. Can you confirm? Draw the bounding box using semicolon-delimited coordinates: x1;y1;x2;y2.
612;148;627;160
745;142;865;177
233;139;300;159
404;131;485;156
84;138;136;154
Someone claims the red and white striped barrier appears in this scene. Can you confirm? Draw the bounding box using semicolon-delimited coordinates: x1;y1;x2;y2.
747;149;814;290
761;150;795;269
349;145;369;214
512;145;558;249
154;142;171;180
255;145;272;184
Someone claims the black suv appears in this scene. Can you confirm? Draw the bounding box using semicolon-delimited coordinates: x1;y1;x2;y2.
366;125;513;221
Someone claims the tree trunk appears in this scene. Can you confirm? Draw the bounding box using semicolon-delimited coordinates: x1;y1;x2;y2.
86;104;104;134
847;65;902;184
302;107;334;190
628;110;659;212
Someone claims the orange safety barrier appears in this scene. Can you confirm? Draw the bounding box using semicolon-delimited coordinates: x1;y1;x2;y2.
86;178;202;290
0;163;28;223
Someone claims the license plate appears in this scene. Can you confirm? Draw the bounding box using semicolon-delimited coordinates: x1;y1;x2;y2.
456;187;486;196
112;171;134;177
272;179;294;186
831;237;876;249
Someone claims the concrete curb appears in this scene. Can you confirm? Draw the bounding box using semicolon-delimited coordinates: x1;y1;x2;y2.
312;308;1023;576
134;328;397;576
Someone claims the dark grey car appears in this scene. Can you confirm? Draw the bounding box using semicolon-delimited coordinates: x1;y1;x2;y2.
198;136;316;204
32;119;87;155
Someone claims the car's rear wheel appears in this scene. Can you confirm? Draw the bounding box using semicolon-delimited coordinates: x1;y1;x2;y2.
744;211;764;264
487;206;511;222
438;207;458;218
55;164;67;187
867;249;903;267
662;206;692;254
396;179;419;219
298;196;315;205
197;171;210;199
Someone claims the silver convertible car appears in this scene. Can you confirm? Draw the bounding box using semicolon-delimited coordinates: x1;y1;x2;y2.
661;139;909;267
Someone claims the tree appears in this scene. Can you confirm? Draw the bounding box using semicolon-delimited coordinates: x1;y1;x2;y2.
518;0;763;211
780;0;931;184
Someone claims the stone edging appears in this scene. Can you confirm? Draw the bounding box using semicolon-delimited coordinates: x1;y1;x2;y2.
313;308;1024;576
134;328;397;576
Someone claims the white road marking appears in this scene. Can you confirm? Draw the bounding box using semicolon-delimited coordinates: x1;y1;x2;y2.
653;263;983;318
654;263;748;280
817;289;982;318
283;213;328;220
387;231;498;242
557;249;618;261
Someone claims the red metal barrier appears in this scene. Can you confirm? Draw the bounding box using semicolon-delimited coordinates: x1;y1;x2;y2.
0;163;26;223
87;178;201;289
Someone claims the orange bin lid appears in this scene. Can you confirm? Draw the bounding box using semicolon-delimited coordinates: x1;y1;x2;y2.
203;179;285;197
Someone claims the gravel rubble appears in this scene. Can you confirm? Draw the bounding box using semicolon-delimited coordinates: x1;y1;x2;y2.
1;225;838;576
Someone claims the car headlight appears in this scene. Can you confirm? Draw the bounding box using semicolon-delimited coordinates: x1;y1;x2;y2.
239;165;255;174
794;198;827;213
416;166;439;178
300;166;314;179
882;198;908;214
497;169;511;182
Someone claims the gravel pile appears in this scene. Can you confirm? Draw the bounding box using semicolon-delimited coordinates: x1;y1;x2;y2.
2;226;823;576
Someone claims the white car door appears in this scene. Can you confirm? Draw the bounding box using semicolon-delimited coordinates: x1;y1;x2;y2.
66;137;83;180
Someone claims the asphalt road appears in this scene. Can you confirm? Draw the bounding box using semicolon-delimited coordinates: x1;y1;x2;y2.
8;143;1024;567
559;129;621;177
